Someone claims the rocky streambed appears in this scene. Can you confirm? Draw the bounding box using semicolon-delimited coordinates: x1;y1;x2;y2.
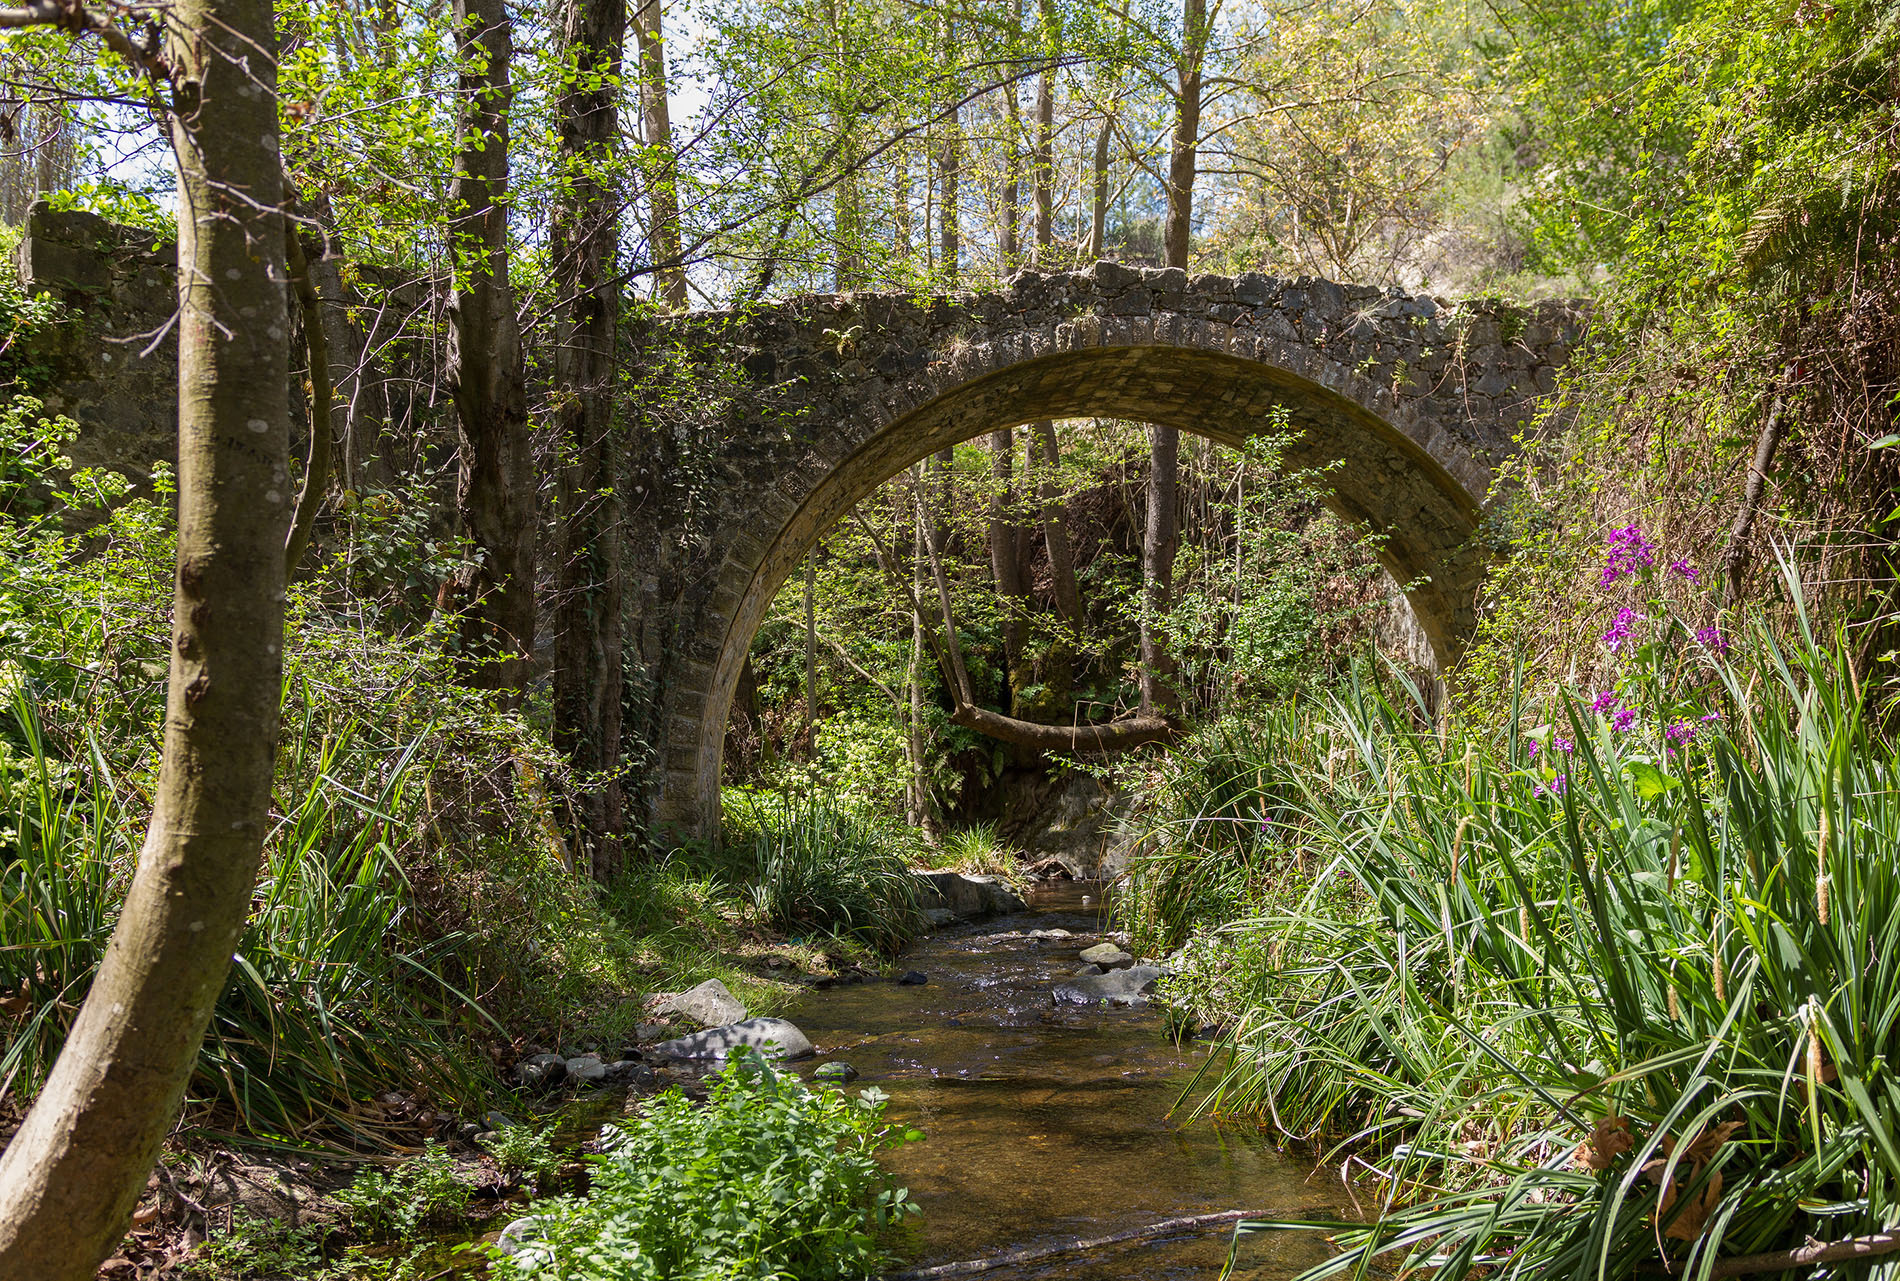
784;881;1351;1281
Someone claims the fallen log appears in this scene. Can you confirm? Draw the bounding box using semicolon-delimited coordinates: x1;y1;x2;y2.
884;1209;1266;1279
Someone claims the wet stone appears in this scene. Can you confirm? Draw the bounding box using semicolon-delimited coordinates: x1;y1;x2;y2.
897;970;929;986
813;1061;860;1082
1052;964;1164;1007
649;1017;815;1063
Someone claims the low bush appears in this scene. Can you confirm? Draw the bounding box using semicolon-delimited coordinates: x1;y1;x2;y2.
490;1049;921;1281
936;821;1024;886
729;793;923;950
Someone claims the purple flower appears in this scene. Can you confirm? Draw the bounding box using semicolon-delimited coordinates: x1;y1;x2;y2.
1601;525;1657;586
1701;710;1723;723
1527;739;1540;759
1603;607;1643;652
1534;774;1570;798
1665;720;1696;746
1696;624;1731;656
1670;559;1699;581
1591;690;1619;714
1612;707;1638;733
1555;736;1575;754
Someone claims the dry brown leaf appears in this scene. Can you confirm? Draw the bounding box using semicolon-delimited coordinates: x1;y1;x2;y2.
1575;1114;1635;1172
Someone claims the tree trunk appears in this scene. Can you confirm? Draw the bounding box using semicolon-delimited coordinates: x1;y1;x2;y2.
634;0;687;309
440;0;536;702
0;0;290;1271
1090;110;1112;259
282;208;332;576
988;429;1030;678
1138;0;1204;713
551;0;628;875
936;19;960;288
1032;422;1081;629
1032;0;1055;265
803;552;818;757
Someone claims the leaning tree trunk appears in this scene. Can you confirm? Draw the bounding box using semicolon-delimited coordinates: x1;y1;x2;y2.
440;0;536;701
0;0;290;1272
551;0;629;874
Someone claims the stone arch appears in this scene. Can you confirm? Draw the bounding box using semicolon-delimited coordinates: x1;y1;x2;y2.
626;269;1582;836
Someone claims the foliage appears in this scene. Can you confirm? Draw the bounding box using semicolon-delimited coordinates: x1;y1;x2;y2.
480;1123;563;1191
936;821;1024;886
489;1050;921;1281
334;1143;473;1241
1143;547;1900;1277
728;792;924;951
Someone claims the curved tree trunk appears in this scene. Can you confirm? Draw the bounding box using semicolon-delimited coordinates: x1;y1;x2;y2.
950;704;1178;753
0;1;290;1272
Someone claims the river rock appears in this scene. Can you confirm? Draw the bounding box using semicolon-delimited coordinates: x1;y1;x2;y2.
1078;943;1134;968
922;907;959;928
496;1216;544;1257
1052;964;1163;1007
1027;928;1074;941
565;1054;609;1084
649;1017;815;1062
909;870;1028;921
813;1060;859;1082
1070;964;1104;977
513;1053;567;1088
483;1110;518;1131
654;978;747;1028
897;970;929;985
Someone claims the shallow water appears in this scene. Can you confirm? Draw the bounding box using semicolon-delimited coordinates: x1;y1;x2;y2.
788;882;1353;1281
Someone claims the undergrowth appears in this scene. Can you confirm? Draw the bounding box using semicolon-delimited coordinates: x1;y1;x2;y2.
490;1049;921;1281
1130;545;1900;1277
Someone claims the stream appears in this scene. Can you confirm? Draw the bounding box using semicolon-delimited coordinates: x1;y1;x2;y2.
785;881;1353;1281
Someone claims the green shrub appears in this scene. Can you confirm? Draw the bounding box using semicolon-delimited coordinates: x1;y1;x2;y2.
479;1123;562;1192
731;793;922;950
936;821;1023;887
335;1142;472;1240
490;1050;921;1281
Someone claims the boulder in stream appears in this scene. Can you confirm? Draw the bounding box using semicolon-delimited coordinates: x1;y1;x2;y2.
897;970;929;985
649;1017;815;1062
564;1054;609;1084
1078;943;1134;968
1052;964;1163;1007
910;870;1028;921
653;978;747;1028
813;1060;860;1082
513;1053;567;1089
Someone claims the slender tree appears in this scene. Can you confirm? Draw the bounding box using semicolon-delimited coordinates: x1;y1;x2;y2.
635;0;688;308
551;0;629;872
439;0;536;700
1139;0;1207;712
0;0;290;1271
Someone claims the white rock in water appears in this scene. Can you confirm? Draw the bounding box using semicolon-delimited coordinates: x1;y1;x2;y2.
648;1017;815;1062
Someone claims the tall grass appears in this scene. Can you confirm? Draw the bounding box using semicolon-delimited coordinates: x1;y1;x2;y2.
1140;578;1900;1276
726;792;922;951
0;690;495;1136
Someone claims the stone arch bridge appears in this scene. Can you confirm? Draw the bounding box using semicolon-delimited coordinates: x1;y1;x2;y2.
625;262;1586;837
9;209;1583;840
